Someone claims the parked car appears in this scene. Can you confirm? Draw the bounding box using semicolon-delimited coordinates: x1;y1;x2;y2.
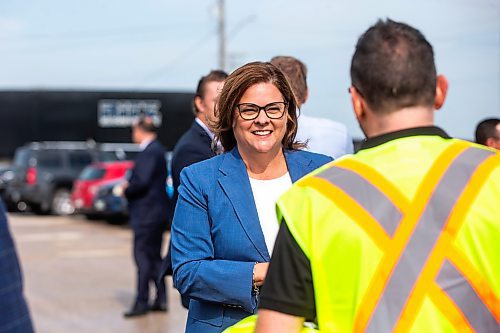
98;142;141;161
4;141;126;215
0;165;15;209
92;152;174;224
92;177;130;223
72;160;134;219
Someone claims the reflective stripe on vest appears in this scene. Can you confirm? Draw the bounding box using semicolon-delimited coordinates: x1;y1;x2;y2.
310;143;499;332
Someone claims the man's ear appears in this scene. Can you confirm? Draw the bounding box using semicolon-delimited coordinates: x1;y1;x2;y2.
350;87;365;122
485;137;496;148
434;75;448;110
194;96;204;114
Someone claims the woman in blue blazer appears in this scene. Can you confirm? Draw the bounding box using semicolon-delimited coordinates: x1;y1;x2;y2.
171;62;332;333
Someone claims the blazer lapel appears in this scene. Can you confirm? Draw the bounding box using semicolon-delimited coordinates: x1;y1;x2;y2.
218;148;269;260
285;150;314;182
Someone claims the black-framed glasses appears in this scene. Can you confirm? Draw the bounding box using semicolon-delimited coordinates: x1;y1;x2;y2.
236;102;287;120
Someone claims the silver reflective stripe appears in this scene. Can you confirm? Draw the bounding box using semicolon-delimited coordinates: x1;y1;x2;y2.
365;147;494;332
318;166;402;237
436;260;499;333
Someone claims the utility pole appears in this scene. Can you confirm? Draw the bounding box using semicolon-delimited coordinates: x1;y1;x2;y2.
217;0;226;71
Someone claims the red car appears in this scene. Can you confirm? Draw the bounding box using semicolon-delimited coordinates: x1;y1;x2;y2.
71;160;133;218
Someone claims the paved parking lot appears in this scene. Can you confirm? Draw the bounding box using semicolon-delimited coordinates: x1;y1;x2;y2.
8;213;187;333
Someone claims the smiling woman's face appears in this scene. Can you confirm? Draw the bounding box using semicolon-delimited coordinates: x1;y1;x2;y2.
232;82;287;157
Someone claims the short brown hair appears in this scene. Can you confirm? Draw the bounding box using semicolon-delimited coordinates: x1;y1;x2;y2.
213;62;305;152
193;70;228;115
270;56;308;105
133;115;157;133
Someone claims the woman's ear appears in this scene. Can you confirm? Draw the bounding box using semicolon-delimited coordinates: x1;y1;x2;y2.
434;75;448;110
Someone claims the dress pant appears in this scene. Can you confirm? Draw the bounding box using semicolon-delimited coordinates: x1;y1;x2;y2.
133;223;166;306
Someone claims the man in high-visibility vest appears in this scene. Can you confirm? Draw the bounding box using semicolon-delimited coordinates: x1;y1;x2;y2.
254;19;500;332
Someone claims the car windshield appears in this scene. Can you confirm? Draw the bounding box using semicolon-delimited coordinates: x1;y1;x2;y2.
98;151;122;162
13;149;30;167
79;166;105;180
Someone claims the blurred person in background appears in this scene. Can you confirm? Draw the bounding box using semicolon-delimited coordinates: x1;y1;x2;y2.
475;118;500;149
253;19;500;332
0;201;34;333
160;69;228;309
170;62;332;332
122;116;170;318
270;55;353;159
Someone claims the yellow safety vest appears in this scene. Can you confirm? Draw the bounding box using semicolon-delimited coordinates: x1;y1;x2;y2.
222;315;319;333
277;137;499;332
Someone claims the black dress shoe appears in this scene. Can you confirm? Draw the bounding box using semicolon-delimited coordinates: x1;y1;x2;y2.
149;301;168;312
123;303;149;318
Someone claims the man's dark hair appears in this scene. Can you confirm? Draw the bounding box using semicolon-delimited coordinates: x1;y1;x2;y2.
475;118;500;145
270;56;308;105
133;115;157;134
350;19;437;114
193;70;228;114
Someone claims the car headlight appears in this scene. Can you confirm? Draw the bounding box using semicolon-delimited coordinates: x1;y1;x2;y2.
112;185;124;197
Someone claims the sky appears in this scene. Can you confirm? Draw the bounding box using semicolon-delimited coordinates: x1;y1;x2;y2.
1;0;499;140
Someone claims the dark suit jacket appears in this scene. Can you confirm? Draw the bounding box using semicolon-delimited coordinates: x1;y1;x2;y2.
125;139;169;231
0;201;34;333
171;120;215;204
162;121;215;279
171;148;332;332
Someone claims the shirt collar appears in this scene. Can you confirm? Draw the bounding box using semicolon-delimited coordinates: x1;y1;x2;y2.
195;117;215;140
359;126;451;151
139;138;154;150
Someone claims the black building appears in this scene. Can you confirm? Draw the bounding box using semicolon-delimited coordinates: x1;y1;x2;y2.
0;90;195;158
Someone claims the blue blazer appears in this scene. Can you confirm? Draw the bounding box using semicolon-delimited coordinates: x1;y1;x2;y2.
125;139;169;231
171;148;332;333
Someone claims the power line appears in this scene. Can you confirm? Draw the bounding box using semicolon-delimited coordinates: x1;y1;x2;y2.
135;27;218;85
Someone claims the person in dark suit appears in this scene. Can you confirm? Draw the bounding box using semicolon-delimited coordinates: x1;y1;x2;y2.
171;69;229;203
160;70;227;308
0;200;34;333
122;116;170;318
170;62;332;332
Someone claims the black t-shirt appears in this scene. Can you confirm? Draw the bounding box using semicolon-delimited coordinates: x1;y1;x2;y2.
258;126;451;320
259;221;316;320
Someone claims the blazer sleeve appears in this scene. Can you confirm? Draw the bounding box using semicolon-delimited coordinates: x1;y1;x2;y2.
125;149;157;199
171;168;257;312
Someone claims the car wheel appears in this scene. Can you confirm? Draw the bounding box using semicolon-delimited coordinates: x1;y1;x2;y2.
51;189;75;216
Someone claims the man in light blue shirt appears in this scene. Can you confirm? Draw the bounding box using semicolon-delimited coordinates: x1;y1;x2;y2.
271;56;353;159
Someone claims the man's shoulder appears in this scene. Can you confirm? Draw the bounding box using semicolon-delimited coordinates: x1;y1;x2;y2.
181;153;223;174
173;123;211;153
297;115;353;158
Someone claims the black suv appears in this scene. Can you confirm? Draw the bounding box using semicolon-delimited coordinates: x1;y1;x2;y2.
5;141;122;215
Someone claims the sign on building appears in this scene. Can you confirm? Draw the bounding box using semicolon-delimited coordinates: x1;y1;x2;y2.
98;99;162;127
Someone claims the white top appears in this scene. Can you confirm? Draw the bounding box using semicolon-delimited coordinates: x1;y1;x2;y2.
249;172;292;255
195;117;215;139
296;114;354;159
139;138;154;150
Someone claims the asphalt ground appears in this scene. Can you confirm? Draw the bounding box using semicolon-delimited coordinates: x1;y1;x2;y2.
8;213;188;333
